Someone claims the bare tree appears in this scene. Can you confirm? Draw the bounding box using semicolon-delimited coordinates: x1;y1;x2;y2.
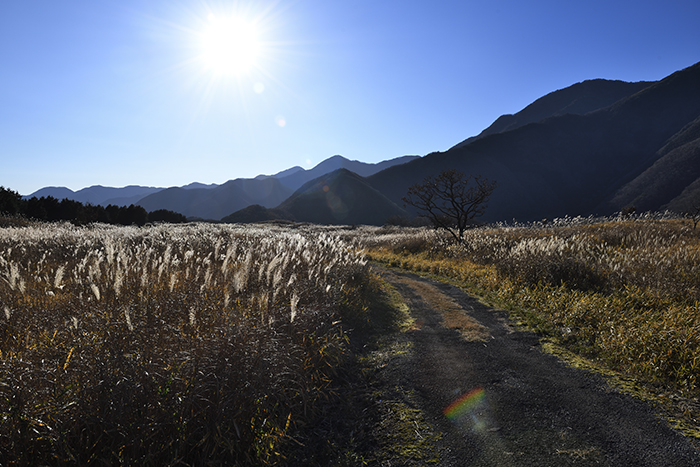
686;204;700;230
402;169;496;243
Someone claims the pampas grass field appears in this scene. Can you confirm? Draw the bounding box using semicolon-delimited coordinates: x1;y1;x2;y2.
2;213;699;463
0;222;370;465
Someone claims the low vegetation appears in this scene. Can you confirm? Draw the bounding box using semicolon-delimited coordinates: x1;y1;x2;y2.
0;222;370;464
3;212;699;462
351;215;700;405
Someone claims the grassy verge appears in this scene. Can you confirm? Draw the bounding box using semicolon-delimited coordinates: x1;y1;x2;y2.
283;270;442;465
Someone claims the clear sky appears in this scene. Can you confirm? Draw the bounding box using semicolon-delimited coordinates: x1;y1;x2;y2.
2;0;699;195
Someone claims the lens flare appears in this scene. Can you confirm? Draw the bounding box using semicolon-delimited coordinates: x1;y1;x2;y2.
444;387;485;420
443;387;496;433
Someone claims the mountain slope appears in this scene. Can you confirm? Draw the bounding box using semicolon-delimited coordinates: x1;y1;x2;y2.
224;169;408;225
273;155;420;191
453;79;654;148
369;61;700;222
603;116;700;213
137;177;293;220
221;204;294;223
278;168;408;225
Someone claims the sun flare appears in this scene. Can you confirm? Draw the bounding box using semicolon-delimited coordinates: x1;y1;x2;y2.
200;14;260;76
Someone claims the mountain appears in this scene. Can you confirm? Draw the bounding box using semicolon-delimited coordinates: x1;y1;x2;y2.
25;186;76;200
271;155;420;191
24;154;419;220
137;177;293;220
181;182;219;190
24;61;700;225
138;154;419;220
256;166;304;180
223;168;408;225
26;185;162;206
603;115;700;213
452;79;653;148
368;61;700;222
221;204;294;224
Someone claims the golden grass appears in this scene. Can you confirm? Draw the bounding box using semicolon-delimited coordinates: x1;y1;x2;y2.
0;222;371;464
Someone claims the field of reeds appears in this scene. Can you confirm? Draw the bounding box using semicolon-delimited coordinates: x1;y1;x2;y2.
0;222;371;465
350;216;700;406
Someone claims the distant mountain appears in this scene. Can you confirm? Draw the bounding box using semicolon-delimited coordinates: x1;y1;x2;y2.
368;61;700;222
25;61;700;225
24;154;419;221
256;166;304;180
223;168;408;225
452;79;653;148
135;154;418;220
181;182;219;190
137;177;293;220
26;185;162;206
25;186;76;200
271;155;420;191
221;204;294;224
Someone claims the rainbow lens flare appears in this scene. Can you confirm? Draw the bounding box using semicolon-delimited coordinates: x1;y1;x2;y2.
443;387;486;421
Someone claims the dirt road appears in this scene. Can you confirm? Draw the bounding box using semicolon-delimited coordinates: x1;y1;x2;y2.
372;267;700;466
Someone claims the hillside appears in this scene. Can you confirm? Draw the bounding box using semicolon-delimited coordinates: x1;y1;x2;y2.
268;155;420;191
603;115;700;213
221;204;294;223
452;79;653;148
25;155;419;221
137;177;293;221
277;168;408;225
369;61;700;222
224;169;408;225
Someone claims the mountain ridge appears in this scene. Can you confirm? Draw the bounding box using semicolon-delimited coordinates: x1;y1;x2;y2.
369;60;700;222
452;78;654;148
24;155;418;220
20;61;700;225
223;168;408;225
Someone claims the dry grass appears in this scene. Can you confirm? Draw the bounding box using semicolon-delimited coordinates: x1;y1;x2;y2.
0;221;371;465
348;217;700;404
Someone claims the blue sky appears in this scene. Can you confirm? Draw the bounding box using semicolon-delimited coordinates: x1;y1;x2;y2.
2;0;699;195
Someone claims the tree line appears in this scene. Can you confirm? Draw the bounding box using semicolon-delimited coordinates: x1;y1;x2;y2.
0;186;187;226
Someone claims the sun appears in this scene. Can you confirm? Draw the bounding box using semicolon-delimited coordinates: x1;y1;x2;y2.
200;14;261;76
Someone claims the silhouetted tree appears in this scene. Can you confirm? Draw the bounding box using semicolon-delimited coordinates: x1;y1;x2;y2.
0;186;22;215
2;188;185;227
686;204;700;230
24;196;49;221
148;209;188;224
403;169;497;243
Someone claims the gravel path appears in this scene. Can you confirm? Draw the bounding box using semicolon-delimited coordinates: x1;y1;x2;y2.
374;266;700;466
